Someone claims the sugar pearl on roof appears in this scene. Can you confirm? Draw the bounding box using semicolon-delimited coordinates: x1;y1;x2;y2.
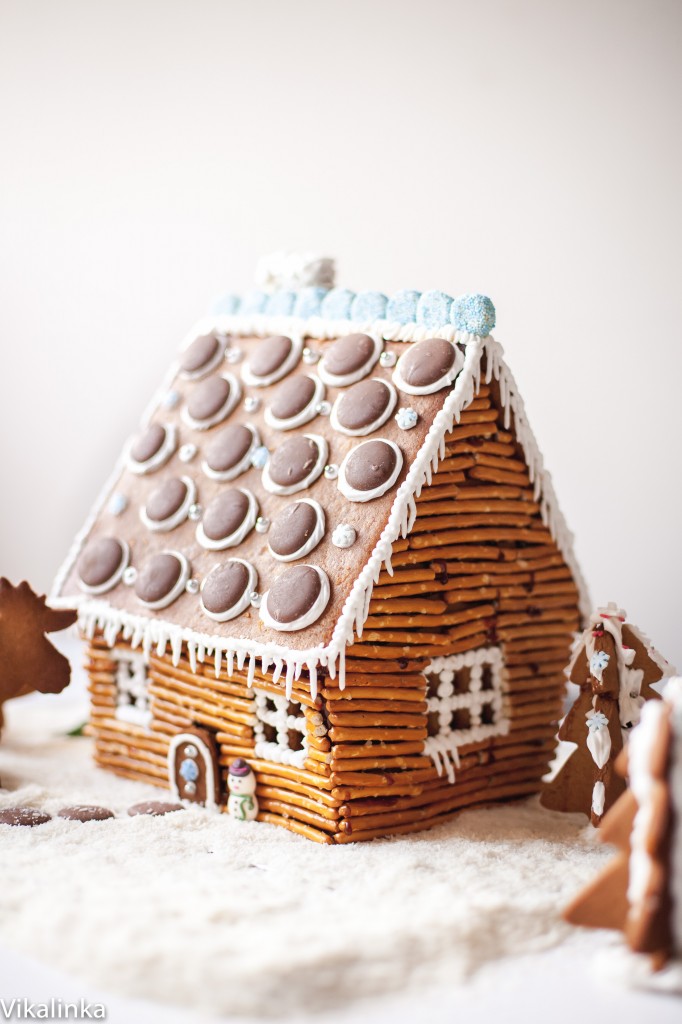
162;389;180;409
123;566;137;585
332;523;356;548
225;346;243;364
324;464;338;480
188;503;203;521
251;445;269;469
108;492;128;516
179;443;197;462
185;578;200;595
396;407;418;430
244;396;260;413
250;591;262;608
255;516;270;533
302;347;320;364
316;400;331;416
379;350;397;368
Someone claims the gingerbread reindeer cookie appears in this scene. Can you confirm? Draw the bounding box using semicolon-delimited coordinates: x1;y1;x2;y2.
542;603;674;825
0;578;77;732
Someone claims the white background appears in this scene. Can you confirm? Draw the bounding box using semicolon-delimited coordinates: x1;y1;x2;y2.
1;0;681;672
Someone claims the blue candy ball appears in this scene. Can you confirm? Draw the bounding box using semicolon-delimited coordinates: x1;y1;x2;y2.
451;293;496;337
294;287;328;319
350;291;388;322
386;289;421;324
321;288;356;320
417;290;453;329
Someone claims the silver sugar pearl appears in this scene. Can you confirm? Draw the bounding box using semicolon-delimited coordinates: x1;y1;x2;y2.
250;591;262;608
185;578;200;595
123;566;137;586
379;350;397;368
244;395;260;413
179;443;197;462
188;503;203;521
251;445;269;469
225;346;243;364
162;389;180;409
184;781;197;795
108;492;128;516
316;400;332;416
324;464;339;480
302;347;320;364
255;516;270;533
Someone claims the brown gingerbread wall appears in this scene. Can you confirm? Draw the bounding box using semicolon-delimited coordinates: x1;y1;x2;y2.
84;378;580;843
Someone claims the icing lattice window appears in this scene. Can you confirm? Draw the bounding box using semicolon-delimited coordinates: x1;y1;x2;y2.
113;649;151;728
423;647;509;783
253;690;308;768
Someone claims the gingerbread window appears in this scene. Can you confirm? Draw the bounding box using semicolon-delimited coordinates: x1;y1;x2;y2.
253;690;308;768
113;649;151;729
423;647;508;783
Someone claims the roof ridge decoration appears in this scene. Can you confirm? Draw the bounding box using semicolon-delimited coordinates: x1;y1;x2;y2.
52;272;589;701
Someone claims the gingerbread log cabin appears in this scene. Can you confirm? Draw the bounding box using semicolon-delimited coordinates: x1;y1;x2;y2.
52;258;591;843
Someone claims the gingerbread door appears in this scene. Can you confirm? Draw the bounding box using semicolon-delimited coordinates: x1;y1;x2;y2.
168;729;220;809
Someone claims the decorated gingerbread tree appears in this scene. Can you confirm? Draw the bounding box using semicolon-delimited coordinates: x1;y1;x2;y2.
541;602;674;825
564;678;682;972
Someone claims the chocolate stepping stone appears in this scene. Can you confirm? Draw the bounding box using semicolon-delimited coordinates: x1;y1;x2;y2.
198;489;255;549
185;375;238;428
319;333;380;386
204;423;257;479
332;378;396;435
264;435;326;494
243;335;297;385
339;439;403;502
58;805;115;822
77;536;128;594
143;477;191;529
201;559;255;621
128;801;184;817
261;564;330;631
180;333;222;377
0;807;51;827
394;337;459;394
269;375;317;424
268;500;324;561
135;551;188;609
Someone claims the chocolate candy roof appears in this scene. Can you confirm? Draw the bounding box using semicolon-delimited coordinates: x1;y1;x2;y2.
52;277;590;695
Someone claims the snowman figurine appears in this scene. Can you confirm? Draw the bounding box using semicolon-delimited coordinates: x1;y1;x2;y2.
227;758;258;821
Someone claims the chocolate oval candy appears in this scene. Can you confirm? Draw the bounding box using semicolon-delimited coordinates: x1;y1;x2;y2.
77;536;129;594
127;422;176;474
330;377;397;436
264;374;325;431
0;807;52;827
318;333;381;387
134;550;190;609
196;488;258;550
200;558;257;622
393;337;462;395
58;805;115;822
202;423;260;481
183;373;241;429
242;335;301;387
179;332;224;378
141;476;196;532
338;438;403;502
268;499;325;562
260;564;330;631
128;801;185;817
262;434;328;495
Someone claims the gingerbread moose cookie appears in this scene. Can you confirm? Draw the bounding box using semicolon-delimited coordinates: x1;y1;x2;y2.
0;578;77;732
542;602;674;825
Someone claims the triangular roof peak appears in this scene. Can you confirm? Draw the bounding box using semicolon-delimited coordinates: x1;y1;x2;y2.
52;257;589;696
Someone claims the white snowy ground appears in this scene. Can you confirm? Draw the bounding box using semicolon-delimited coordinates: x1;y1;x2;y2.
0;639;680;1023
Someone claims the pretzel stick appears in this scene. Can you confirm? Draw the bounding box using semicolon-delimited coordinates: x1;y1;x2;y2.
256;786;340;822
257;798;338;833
258;812;333;844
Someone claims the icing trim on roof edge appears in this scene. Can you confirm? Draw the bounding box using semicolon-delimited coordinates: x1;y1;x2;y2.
51;314;591;700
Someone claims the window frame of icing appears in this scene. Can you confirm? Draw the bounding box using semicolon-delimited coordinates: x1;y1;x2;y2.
113;649;152;729
253;689;308;767
423;646;509;783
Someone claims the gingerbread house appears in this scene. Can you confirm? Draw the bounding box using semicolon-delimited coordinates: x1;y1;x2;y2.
52;256;590;843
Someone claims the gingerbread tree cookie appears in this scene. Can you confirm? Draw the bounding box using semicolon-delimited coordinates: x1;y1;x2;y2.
542;603;674;825
0;578;77;730
564;678;682;974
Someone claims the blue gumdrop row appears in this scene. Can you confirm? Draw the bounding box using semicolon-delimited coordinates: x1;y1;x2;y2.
209;284;496;336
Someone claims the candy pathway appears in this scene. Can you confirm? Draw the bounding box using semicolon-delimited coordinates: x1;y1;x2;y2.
0;694;620;1019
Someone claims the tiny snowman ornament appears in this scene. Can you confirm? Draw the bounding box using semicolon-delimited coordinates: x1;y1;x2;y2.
227;758;258;821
